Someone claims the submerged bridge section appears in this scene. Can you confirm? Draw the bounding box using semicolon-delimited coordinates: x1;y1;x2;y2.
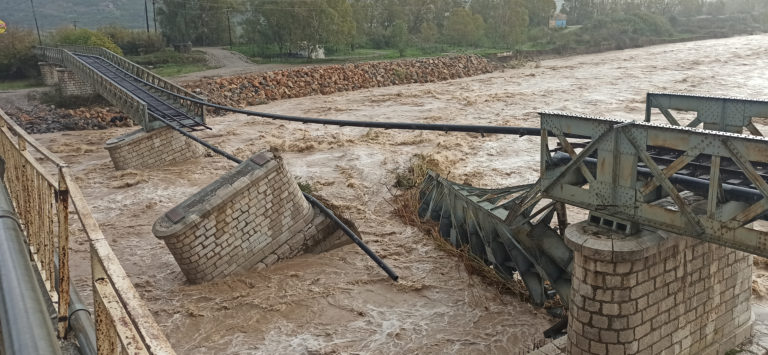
28;45;768;353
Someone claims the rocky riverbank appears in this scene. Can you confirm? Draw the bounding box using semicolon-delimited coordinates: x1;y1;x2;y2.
183;55;495;108
3;55;496;133
5;105;133;134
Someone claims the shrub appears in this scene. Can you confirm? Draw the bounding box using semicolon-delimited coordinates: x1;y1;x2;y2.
50;28;124;55
98;26;164;56
0;28;39;80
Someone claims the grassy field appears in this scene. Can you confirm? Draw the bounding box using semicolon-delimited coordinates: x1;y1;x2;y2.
0;79;45;91
231;45;510;64
127;49;214;77
150;63;213;77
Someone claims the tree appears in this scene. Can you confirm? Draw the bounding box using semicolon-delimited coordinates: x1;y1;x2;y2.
443;8;486;46
471;0;529;47
526;0;556;27
241;0;356;58
418;21;439;45
0;29;39;80
51;28;124;55
389;21;409;56
157;0;242;46
325;0;357;51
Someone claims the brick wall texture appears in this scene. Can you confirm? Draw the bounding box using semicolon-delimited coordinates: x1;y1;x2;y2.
38;62;96;95
39;62;59;86
565;222;752;355
153;153;346;283
55;68;96;96
105;127;205;170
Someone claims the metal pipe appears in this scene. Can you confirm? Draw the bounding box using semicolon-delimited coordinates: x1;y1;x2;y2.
0;159;61;355
67;280;96;355
579;157;765;204
150;114;400;282
63;54;590;139
53;254;96;355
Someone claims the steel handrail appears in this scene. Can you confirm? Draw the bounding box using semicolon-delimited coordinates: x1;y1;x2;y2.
0;160;61;355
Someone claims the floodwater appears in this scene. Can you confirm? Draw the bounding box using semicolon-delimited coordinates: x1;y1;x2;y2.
33;34;768;354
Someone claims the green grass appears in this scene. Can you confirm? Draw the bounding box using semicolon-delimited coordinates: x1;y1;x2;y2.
150;63;213;77
126;49;213;77
231;45;510;65
0;79;45;91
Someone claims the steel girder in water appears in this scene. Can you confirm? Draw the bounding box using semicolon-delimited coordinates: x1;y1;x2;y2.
418;172;572;307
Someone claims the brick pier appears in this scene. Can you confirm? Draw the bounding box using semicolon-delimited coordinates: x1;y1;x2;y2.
550;221;754;355
153;151;349;283
104;127;205;170
38;62;95;96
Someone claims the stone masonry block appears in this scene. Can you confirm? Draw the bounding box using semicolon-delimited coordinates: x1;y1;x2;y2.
105;127;205;170
153;151;353;283
565;221;753;355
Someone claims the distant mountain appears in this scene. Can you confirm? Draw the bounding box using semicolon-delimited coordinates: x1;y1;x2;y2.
0;0;153;31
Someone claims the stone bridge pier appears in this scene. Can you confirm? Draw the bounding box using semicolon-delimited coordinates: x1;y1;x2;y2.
153;151;351;283
563;221;753;355
39;61;96;96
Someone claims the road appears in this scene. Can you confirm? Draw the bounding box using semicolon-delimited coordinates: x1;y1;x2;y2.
172;47;299;83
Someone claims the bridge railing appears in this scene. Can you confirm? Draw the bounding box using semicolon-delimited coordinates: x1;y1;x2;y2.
35;46;151;130
0;108;176;354
59;45;206;127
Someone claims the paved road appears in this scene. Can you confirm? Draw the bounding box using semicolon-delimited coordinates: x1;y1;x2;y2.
172;47;298;83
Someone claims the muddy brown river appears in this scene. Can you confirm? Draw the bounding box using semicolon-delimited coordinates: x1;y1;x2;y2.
29;34;768;354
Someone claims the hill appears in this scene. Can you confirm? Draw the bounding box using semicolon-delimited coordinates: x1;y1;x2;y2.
1;0;150;31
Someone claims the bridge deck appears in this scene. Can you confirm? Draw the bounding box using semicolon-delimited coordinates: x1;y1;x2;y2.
74;54;209;131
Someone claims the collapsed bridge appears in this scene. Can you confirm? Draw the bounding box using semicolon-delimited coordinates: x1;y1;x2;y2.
25;45;768;354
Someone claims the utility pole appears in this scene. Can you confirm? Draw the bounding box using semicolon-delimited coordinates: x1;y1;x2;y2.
144;0;151;39
72;20;78;30
183;1;188;43
225;8;233;49
152;0;157;32
29;0;42;45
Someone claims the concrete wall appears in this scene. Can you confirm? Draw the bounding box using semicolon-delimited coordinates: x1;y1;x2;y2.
104;127;205;170
563;222;753;355
153;152;348;283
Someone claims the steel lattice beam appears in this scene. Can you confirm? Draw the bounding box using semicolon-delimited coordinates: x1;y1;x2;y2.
541;111;768;258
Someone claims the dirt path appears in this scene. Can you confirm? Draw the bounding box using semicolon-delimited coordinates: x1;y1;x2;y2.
172;47;300;83
30;34;768;354
0;87;47;109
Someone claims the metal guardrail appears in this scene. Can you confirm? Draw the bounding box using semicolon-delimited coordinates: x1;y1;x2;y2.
0;165;61;355
541;111;768;258
0;108;175;354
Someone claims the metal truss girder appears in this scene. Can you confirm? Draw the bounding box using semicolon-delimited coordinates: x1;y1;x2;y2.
645;92;768;135
419;173;572;307
541;111;768;259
